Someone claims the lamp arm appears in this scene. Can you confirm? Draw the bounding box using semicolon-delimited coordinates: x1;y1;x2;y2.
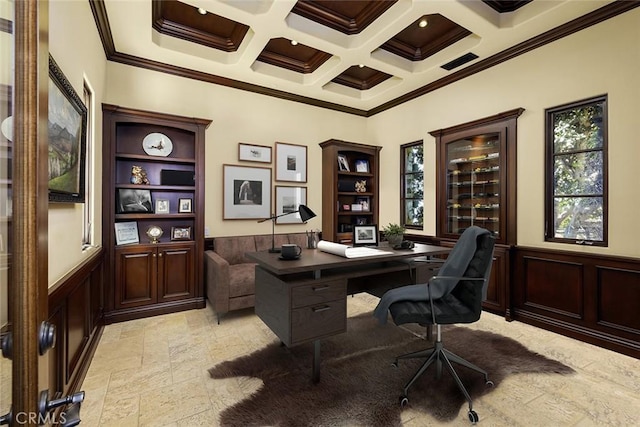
257;210;298;223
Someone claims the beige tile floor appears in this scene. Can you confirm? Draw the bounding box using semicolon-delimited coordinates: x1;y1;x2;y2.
80;293;640;426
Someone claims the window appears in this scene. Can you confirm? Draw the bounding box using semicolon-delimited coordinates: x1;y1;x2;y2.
401;141;424;228
82;81;94;249
545;95;607;245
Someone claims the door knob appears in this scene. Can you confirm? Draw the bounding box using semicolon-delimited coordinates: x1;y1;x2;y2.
39;321;56;355
0;409;12;425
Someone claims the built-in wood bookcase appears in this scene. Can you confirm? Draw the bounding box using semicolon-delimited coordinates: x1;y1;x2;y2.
102;104;211;323
320;139;382;244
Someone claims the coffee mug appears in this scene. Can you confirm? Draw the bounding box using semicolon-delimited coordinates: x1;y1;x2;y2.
281;244;302;259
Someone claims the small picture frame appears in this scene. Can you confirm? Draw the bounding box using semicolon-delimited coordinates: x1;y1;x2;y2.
171;226;192;241
356;196;370;212
354;159;369;173
114;221;139;245
238;143;272;163
337;154;350;172
155;199;170;214
353;224;378;247
178;198;192;213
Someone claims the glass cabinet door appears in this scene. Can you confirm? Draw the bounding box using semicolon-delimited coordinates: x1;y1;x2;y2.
433;108;523;246
446;134;501;237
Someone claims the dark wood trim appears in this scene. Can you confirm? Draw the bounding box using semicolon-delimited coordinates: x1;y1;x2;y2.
103;298;205;324
89;0;638;116
88;0;115;58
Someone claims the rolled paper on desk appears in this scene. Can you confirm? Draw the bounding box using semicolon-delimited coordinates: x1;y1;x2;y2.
317;240;392;258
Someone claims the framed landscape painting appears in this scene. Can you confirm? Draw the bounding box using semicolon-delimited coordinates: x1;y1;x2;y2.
48;55;87;203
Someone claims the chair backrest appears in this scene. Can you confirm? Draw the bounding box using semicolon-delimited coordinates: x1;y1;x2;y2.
450;232;495;319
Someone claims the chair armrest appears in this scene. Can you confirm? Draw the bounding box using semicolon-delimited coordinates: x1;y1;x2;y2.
204;250;230;313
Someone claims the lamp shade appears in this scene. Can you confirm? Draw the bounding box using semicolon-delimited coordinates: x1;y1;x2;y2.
298;204;316;222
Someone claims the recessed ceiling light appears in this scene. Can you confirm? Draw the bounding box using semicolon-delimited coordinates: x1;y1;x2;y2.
419;18;428;28
197;7;207;15
358;64;365;68
291;40;298;46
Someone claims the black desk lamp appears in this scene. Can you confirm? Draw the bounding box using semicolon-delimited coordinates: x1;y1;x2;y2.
257;204;316;253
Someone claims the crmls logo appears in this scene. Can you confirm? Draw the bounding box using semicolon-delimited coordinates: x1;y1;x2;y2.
14;412;67;425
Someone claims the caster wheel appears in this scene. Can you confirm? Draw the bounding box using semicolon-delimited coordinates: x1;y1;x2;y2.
391;361;398;368
399;395;408;407
468;410;479;424
486;380;494;387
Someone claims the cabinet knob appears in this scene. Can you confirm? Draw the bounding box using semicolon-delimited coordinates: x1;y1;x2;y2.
153;253;156;258
159;253;163;257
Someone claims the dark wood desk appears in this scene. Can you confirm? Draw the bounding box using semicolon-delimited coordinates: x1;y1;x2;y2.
247;243;450;382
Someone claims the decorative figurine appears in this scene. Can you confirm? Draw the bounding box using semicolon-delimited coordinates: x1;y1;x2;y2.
355;180;367;193
130;165;150;185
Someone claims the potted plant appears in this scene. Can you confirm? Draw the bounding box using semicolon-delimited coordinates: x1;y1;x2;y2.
382;223;405;246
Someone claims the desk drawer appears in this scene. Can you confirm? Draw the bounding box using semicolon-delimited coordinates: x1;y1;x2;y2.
291;299;346;344
291;279;346;309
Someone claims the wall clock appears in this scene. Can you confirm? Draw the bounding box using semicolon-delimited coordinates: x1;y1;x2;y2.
142;132;173;156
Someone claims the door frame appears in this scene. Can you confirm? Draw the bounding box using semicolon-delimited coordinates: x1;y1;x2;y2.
12;0;50;420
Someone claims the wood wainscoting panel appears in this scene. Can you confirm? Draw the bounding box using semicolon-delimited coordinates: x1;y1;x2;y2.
597;266;640;333
48;249;105;397
513;247;640;359
521;256;584;319
66;278;90;382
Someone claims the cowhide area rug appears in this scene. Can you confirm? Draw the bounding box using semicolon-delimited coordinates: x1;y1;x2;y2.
209;313;574;426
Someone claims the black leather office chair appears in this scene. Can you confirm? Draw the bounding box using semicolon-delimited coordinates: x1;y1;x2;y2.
384;227;495;424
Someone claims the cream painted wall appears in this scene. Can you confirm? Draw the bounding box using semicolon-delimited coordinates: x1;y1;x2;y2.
367;8;640;258
48;0;107;284
46;4;639;289
104;63;367;238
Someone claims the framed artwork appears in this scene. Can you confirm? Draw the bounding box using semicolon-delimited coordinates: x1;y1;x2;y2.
117;189;153;213
171;226;192;241
48;55;88;203
114;221;139;245
238;143;272;163
275;186;307;224
155;199;170;214
355;196;370;212
337;154;350;172
353;224;378;246
276;142;307;182
223;164;271;219
355;159;369;173
178;198;192;213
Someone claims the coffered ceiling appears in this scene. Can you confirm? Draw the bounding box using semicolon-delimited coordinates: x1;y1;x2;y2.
95;0;630;115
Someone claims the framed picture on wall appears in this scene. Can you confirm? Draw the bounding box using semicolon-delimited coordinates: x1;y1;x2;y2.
275;186;307;224
275;142;307;182
238;143;272;163
223;164;272;220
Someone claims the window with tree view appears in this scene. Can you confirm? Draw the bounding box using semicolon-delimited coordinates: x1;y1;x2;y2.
401;141;424;228
546;95;607;245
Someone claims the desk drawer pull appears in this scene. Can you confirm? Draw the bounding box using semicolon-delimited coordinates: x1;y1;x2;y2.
312;305;331;313
312;285;330;292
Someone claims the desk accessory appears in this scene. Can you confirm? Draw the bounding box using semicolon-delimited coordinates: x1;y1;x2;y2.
281;244;302;260
257;204;316;253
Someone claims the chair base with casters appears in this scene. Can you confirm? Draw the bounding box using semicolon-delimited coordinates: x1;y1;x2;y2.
392;324;494;424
